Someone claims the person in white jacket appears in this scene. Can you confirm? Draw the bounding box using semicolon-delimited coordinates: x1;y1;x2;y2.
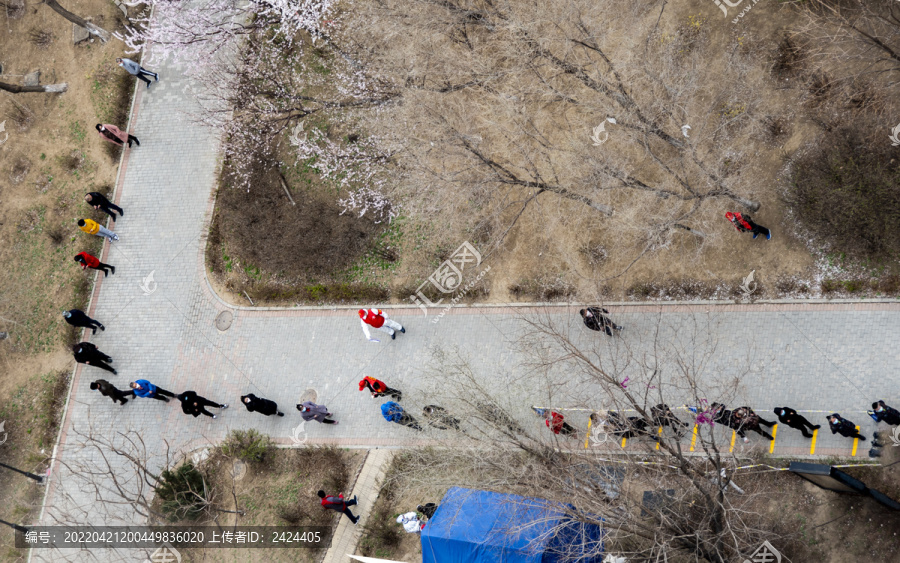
116;57;159;89
358;308;405;342
396;512;424;533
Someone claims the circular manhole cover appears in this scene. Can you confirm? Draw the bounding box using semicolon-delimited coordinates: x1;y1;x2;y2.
299;388;318;404
215;310;234;331
230;459;247;481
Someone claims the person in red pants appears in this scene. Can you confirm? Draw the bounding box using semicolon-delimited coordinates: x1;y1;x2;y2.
74;251;115;276
318;490;359;524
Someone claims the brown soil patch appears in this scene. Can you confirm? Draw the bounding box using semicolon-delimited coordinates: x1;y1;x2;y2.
0;0;135;557
206;0;887;308
179;446;364;562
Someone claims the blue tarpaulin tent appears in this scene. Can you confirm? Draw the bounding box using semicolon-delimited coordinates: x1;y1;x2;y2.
420;487;604;563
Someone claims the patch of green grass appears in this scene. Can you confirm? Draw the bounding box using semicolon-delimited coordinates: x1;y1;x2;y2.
69;121;86;144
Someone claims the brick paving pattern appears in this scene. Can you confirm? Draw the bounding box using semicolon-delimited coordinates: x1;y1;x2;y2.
35;23;900;563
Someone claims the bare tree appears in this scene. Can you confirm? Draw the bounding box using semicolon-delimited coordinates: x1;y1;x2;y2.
399;311;782;562
0;81;68;94
338;0;768;273
795;0;900;95
42;0;111;43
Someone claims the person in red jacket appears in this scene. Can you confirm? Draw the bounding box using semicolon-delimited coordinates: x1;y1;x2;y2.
74;252;115;277
725;212;771;240
358;308;405;341
540;409;579;437
359;376;402;400
318;490;359;524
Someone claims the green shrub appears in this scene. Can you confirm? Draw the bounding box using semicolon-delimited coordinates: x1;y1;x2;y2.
220;429;273;464
156;463;208;521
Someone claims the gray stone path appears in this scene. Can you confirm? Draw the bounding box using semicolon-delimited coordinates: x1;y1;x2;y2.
34;21;900;563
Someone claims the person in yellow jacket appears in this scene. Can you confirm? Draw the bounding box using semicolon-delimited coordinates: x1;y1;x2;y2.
77;218;118;242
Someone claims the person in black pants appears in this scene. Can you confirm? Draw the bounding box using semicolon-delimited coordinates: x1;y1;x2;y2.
827;413;866;441
63;309;104;334
580;307;622;336
84;192;123;222
423;405;461;430
90;380;134;405
241;393;285;417
73;342;116;374
774;407;820;438
318;490;359;524
177;391;228;419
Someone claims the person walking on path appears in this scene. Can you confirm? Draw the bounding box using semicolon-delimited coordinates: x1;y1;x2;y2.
540;409;579;437
423;405;460;430
359;308;405;341
95;124;139;149
73;342;116;374
580;307;622;336
869;401;900;426
711;404;774;442
130;379;176;403
78;218;118;242
85;191;124;222
177;391;228;419
297;401;338;424
318;490;359;525
774;407;820;438
116;57;159;89
381;401;422;431
63;309;104;334
651;404;688;438
90;379;134;405
725;211;771;240
241;393;284;417
359;376;402;400
827;413;867;441
75;252;115;277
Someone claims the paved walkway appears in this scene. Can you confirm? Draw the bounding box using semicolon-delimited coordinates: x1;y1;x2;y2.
322;449;394;563
35;19;900;563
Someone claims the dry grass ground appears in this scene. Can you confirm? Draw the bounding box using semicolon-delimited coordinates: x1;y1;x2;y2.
207;0;894;308
177;446;364;563
0;0;135;558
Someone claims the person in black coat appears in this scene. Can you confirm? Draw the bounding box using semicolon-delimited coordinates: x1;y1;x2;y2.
711;403;774;442
423;405;461;430
63;309;105;335
241;394;284;417
774;407;820;438
651;404;689;438
178;391;228;419
84;192;123;222
870;401;900;426
579;307;622;336
827;413;866;441
73;342;116;374
90;379;134;405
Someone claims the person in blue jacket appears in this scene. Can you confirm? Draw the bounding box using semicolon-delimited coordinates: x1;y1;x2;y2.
130;379;176;403
381;401;422;431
